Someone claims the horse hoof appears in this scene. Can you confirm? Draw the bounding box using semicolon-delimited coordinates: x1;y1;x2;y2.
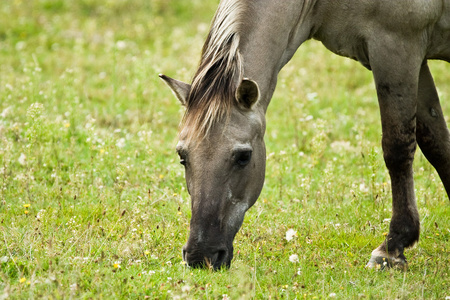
366;250;408;271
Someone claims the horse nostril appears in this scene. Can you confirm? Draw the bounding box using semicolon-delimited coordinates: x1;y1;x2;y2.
210;249;229;270
216;249;227;264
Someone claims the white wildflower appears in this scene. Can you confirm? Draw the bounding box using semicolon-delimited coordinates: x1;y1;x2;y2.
289;254;299;263
285;229;297;241
18;153;26;166
36;209;46;220
116;40;127;50
1;106;12;118
359;183;368;193
330;140;356;153
181;285;191;292
16;41;26;51
307;92;318;101
27;102;44;120
116;138;126;148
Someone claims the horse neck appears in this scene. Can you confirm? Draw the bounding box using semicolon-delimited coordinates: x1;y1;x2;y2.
238;0;319;113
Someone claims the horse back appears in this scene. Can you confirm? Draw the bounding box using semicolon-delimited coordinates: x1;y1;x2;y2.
313;0;450;64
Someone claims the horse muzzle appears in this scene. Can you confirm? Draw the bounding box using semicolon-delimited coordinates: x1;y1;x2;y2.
182;243;232;270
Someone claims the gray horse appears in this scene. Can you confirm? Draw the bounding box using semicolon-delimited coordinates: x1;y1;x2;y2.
160;0;450;270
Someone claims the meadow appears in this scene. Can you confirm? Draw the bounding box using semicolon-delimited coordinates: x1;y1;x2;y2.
0;0;449;298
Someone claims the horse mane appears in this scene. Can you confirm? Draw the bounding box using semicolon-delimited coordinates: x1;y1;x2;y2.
181;0;249;141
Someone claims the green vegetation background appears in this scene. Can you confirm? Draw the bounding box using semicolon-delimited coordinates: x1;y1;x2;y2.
0;0;449;298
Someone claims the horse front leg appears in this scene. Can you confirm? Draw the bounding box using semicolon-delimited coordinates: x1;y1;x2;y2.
416;62;450;198
366;39;423;269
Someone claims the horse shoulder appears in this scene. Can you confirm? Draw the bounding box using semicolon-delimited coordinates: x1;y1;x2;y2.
370;0;450;62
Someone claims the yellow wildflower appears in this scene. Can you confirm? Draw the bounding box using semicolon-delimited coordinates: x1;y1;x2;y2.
23;204;30;208
19;277;26;283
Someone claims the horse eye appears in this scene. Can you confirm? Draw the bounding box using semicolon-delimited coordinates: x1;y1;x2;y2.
235;150;252;167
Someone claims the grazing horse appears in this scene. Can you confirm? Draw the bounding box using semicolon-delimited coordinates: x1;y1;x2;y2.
160;0;450;270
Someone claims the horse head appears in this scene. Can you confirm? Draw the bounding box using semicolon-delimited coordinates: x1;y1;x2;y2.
160;74;266;269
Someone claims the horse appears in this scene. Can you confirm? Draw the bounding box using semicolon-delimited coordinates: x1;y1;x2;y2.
160;0;450;270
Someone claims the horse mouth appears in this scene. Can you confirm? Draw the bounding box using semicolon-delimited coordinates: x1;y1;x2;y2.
182;246;231;270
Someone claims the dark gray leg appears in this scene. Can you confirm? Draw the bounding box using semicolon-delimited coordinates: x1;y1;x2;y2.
366;39;423;269
416;62;450;198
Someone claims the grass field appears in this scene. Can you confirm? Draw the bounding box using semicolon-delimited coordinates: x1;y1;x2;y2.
1;0;449;298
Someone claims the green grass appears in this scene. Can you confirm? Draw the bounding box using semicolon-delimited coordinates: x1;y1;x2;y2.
1;0;449;298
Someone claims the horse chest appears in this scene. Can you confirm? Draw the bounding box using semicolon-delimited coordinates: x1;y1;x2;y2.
315;33;371;70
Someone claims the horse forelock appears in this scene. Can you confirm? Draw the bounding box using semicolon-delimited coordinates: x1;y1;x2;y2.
180;0;249;142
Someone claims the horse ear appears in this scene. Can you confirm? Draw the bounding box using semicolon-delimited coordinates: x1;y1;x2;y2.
236;78;260;109
159;74;191;106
